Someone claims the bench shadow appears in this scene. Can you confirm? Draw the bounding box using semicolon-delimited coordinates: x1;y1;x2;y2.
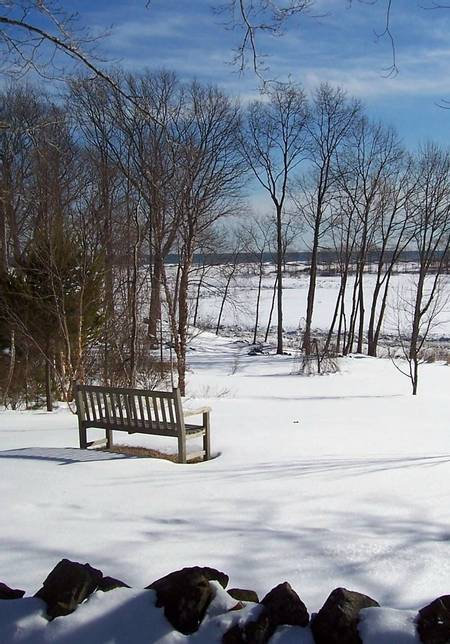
0;447;131;465
0;446;222;466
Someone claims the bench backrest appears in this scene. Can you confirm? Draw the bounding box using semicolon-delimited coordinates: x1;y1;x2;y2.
74;384;184;434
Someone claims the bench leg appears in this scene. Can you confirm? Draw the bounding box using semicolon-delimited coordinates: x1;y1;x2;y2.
79;423;88;449
177;434;187;464
106;429;113;449
203;411;211;461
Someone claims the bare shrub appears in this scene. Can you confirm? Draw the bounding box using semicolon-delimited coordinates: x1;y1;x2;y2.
293;338;340;376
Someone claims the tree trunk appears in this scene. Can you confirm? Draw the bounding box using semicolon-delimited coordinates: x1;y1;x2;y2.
322;281;345;361
264;275;278;343
276;205;284;354
371;275;392;355
148;252;163;345
408;271;425;396
0;207;7;272
216;267;236;335
253;259;264;345
193;262;206;327
356;260;365;353
412;358;419;395
303;226;320;356
367;277;382;357
3;329;15;408
129;211;141;387
176;259;191;397
345;273;360;355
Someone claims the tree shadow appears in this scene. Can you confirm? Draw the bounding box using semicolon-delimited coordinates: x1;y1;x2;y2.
202;454;450;484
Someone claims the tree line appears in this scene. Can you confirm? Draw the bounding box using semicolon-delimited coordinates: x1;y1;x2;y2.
1;75;449;407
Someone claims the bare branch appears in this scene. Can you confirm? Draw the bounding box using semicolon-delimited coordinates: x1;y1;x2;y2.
215;0;315;78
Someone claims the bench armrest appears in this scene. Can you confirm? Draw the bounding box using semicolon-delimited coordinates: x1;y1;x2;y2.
183;406;211;418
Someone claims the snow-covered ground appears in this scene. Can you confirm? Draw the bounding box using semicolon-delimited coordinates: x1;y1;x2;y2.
195;267;450;341
1;274;450;642
1;336;450;641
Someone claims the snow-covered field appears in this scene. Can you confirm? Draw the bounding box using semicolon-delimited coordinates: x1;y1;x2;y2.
195;267;450;341
1;275;450;642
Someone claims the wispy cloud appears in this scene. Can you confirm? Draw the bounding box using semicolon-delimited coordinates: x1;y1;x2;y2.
78;0;450;144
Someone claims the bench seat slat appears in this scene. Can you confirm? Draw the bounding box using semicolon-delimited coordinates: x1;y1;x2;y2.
81;419;205;437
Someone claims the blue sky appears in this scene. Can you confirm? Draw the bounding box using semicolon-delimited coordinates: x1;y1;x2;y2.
70;0;450;149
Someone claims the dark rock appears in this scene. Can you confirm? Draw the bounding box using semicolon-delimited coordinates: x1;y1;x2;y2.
223;582;307;643
222;614;271;644
417;595;450;644
200;566;229;589
228;588;259;603
261;581;309;627
97;576;130;592
147;566;228;635
147;566;228;591
311;587;380;644
0;582;25;600
34;559;103;620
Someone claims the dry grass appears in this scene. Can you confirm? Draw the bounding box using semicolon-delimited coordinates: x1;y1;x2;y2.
96;444;203;463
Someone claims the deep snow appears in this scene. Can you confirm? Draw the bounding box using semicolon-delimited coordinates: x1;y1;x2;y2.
1;280;449;641
3;341;449;610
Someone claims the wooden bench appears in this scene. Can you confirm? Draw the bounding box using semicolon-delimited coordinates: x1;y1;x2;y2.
74;384;211;464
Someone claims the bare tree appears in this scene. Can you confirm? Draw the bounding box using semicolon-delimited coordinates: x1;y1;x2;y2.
365;154;416;356
68;79;123;382
403;144;450;394
162;82;244;395
216;0;314;78
215;236;244;335
241;216;272;344
0;1;172;130
298;83;359;356
110;72;184;347
241;81;308;354
336;118;403;354
0;85;46;270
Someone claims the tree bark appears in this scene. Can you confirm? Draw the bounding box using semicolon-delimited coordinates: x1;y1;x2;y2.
303;225;320;356
264;274;278;343
148;253;163;346
276;204;284;354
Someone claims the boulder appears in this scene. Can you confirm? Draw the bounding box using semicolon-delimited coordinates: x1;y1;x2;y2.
223;581;308;643
311;587;380;644
147;566;228;635
199;566;229;589
261;581;309;628
97;576;130;592
222;614;272;644
0;582;25;600
34;559;103;619
417;595;450;644
228;588;259;603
